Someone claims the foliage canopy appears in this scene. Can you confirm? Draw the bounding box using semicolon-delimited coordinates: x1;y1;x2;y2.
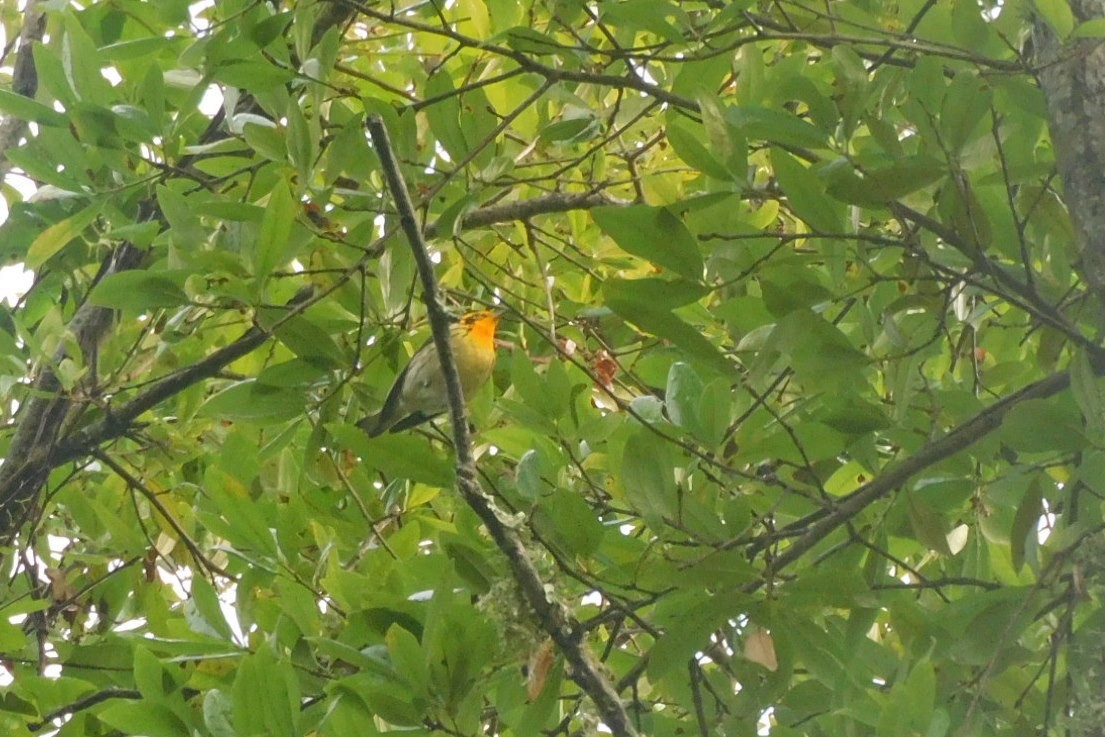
1;1;1104;736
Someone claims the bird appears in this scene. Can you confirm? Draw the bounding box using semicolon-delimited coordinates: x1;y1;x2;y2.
358;310;501;436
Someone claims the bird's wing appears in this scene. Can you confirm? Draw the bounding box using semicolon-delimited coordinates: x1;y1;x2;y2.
361;359;414;436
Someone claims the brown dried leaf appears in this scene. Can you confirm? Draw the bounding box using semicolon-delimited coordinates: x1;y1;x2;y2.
526;639;556;701
744;628;778;672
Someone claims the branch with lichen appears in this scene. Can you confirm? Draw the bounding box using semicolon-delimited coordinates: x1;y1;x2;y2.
366;115;639;737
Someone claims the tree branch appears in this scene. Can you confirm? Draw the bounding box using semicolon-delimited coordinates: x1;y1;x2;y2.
91;449;231;578
762;370;1071;574
424;191;625;240
366;115;639;737
0;0;46;180
27;688;142;732
1033;1;1105;304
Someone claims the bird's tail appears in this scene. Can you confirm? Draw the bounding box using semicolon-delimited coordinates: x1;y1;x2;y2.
356;413;386;437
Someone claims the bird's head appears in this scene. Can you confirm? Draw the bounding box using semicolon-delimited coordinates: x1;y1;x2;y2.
459;310;501;350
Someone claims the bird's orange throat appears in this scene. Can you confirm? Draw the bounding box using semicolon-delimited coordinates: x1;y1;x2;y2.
469;314;499;350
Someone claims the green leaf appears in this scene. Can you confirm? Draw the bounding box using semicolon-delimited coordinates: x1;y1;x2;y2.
89;271;190;313
1070;347;1104;436
604;280;733;375
62;13;113;102
1072;18;1105;37
515;449;545;500
337;425;456;488
769;310;867;390
539;116;596;143
133;646;167;700
356;678;425;726
726;104;829;150
200;381;306;423
771;149;843;232
502;26;564;55
600;0;686;43
203;690;237;737
243;122;287;161
666;115;735;180
664;361;703;431
906;492;953;556
100;36;179;61
233;648;299;737
620;429;677;527
201;471;279;559
593;204;704;279
697;377;732;447
818;396;890;435
941;73;992;154
695;95;748;179
272;316;347;368
386;625;431;696
212;61;295;89
647;590;736;682
1001;396;1086;452
0;618;26;651
880;658;937;737
424;72;468;162
254;179;296;289
533;488;605;556
1034;0;1075;37
187;576;235;641
98;701;189;737
0;89;69;127
1010;476;1043;573
825;155;947;205
603;277;708;311
510;345;563;423
285;97;317;178
25;201;103;268
157;183;206;247
231;654;267;737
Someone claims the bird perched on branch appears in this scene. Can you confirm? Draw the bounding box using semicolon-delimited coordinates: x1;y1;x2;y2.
358;310;500;436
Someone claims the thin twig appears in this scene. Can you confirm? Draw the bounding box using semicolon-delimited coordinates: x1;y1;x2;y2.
761;370;1071;575
92;449;231;579
28;688;142;732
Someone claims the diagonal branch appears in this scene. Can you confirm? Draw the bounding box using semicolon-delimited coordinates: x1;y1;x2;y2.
762;370;1071;575
91;449;230;579
366;115;639;737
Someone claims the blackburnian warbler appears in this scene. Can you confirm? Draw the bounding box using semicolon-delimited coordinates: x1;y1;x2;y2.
358;310;500;436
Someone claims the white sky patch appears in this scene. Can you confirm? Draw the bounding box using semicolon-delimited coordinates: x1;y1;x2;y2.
160;565;247;645
0;264;33;306
190;0;216;30
114;617;148;633
758;706;775;736
1039;496;1055;544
